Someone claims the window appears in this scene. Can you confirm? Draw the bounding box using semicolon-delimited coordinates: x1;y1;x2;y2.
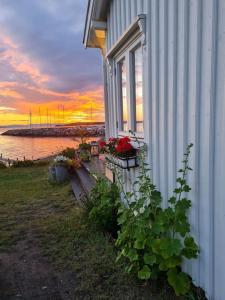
119;58;128;131
115;39;144;135
133;46;143;132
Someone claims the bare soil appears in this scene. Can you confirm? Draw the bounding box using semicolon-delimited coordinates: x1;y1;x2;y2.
0;227;80;300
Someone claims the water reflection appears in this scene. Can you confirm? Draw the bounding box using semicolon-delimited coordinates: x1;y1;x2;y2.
0;129;98;160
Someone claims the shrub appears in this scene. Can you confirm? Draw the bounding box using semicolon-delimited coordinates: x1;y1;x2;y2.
60;147;76;159
86;176;120;237
0;161;7;169
115;139;199;297
79;143;91;150
12;160;34;168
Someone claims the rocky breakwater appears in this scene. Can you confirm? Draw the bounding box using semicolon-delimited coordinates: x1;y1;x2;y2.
2;125;105;137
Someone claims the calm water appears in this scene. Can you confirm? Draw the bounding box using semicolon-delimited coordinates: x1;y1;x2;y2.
0;128;98;160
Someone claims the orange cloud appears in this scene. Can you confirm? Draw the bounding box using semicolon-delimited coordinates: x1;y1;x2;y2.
0;89;22;99
0;34;104;125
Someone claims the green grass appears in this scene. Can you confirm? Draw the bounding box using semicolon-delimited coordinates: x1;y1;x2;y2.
0;166;73;250
0;166;200;300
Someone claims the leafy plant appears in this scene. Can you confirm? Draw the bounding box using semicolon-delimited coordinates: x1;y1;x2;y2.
115;139;199;296
67;158;81;171
0;161;7;169
60;147;76;159
86;176;120;237
79;150;91;162
78;143;91;162
12;159;34;168
79;143;91;150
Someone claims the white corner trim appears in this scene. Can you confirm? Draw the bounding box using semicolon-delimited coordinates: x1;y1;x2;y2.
138;16;146;46
106;14;146;58
106;57;113;76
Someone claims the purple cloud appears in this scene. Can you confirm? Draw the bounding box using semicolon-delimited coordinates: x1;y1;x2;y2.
0;0;102;93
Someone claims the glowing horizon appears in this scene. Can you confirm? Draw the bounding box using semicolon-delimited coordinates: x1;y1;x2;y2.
0;1;104;126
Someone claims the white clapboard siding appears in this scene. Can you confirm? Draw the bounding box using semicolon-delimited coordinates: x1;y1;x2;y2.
104;0;225;299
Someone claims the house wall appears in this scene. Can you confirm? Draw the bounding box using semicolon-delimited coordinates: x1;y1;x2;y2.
104;1;225;299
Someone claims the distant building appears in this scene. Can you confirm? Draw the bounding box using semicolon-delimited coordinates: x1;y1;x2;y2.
83;1;225;299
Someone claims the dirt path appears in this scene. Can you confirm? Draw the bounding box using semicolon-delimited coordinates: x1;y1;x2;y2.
0;229;80;300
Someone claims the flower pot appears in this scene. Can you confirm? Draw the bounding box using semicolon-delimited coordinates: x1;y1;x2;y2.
55;165;69;183
105;154;138;170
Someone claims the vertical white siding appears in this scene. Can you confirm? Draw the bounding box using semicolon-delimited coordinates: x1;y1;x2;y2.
213;1;225;298
106;0;148;50
104;0;225;299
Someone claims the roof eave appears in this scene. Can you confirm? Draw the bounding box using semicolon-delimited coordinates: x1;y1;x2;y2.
83;0;109;49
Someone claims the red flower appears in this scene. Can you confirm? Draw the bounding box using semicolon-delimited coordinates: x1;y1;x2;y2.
115;140;133;153
115;145;122;153
118;136;131;145
109;137;117;143
99;140;106;148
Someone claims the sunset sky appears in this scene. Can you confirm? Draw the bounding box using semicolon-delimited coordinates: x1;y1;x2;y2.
0;0;104;126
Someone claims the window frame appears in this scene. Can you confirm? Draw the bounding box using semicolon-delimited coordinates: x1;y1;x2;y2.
114;35;144;139
131;44;144;134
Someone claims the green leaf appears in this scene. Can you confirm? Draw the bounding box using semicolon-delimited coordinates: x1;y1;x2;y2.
118;213;128;225
174;188;182;194
176;178;186;185
151;190;162;204
169;196;176;204
174;219;190;237
127;249;139;262
151;222;165;234
182;236;199;259
138;265;151;280
134;239;145;249
152;238;182;259
167;268;190;296
175;198;192;211
134;229;146;241
144;253;156;266
159;256;182;270
183;185;191;192
125;264;134;273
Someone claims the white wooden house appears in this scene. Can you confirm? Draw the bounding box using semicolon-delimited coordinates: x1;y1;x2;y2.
83;1;225;299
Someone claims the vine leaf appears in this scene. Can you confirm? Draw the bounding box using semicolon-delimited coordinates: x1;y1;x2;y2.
144;253;156;266
138;265;151;280
167;268;190;296
152;238;182;259
127;249;139;262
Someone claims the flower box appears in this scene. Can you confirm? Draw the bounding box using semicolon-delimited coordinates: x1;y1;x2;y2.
105;154;138;170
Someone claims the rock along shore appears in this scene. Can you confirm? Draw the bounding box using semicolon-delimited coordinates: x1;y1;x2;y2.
1;125;105;137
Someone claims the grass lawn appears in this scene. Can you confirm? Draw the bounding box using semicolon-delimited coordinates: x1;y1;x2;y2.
0;166;198;299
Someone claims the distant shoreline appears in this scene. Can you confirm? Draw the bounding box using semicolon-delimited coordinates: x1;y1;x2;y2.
1;125;105;138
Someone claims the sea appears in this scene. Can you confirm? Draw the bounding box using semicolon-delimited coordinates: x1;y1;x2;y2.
0;127;99;161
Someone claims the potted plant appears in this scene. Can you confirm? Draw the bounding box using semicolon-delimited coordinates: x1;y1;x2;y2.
99;136;138;170
79;143;91;162
60;147;76;159
53;155;70;183
67;157;82;173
